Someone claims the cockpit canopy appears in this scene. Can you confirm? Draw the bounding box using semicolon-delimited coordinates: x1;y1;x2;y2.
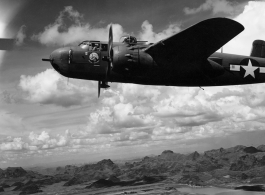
78;41;107;51
78;41;100;50
78;36;141;51
120;35;137;45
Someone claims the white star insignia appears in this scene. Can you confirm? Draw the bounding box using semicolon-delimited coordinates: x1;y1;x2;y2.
241;59;258;78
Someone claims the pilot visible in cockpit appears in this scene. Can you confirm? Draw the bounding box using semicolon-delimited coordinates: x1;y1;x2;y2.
92;43;100;51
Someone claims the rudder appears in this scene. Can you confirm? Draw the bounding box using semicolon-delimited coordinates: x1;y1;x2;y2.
250;40;265;58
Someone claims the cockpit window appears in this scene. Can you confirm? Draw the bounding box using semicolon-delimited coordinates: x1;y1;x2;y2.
91;43;100;51
79;41;89;46
79;41;101;51
101;44;108;51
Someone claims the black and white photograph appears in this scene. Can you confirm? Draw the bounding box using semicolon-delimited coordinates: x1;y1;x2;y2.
0;0;265;194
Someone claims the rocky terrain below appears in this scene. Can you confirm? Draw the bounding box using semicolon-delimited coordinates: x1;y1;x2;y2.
0;144;265;194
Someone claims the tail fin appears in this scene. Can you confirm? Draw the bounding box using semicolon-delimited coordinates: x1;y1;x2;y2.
250;40;265;58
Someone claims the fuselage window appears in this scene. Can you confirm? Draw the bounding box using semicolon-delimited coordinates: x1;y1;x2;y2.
101;44;108;51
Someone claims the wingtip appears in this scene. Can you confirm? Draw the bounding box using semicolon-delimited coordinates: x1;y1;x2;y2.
207;17;244;32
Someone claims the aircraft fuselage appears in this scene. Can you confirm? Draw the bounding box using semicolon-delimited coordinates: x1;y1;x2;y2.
49;40;265;87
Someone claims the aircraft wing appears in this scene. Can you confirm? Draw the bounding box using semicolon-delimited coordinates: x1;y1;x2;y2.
145;18;244;67
0;38;14;50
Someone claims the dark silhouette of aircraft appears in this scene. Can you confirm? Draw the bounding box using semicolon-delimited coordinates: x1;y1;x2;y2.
42;18;265;97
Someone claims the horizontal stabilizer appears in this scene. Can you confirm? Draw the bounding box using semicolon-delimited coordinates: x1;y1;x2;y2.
0;39;15;50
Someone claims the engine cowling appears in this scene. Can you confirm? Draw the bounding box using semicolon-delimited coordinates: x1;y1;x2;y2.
112;45;155;76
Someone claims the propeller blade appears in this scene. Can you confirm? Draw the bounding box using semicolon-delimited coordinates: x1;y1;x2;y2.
107;24;113;79
98;81;101;98
108;24;113;62
98;25;113;98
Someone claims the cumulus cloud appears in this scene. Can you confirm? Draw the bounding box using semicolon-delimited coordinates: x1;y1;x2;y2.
3;86;265;160
32;6;182;46
77;80;265;147
84;103;156;135
138;20;181;43
0;137;27;151
16;25;26;46
32;6;124;45
183;0;246;16
19;69;97;107
0;130;71;152
28;130;69;149
224;1;265;55
210;84;265;110
71;85;219;143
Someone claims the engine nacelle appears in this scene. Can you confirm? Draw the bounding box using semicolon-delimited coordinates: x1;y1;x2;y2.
112;45;155;76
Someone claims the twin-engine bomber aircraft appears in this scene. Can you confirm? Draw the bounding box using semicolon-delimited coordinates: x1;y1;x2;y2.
42;18;265;97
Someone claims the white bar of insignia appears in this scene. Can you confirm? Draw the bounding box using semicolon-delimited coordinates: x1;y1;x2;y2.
260;67;265;73
230;64;240;71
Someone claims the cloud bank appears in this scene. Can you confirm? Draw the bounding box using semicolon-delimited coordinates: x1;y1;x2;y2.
138;20;181;43
15;25;26;46
183;0;246;16
224;1;265;55
32;6;181;46
19;69;97;107
32;6;124;45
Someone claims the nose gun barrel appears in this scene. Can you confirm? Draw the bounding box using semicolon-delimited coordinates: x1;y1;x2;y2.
42;59;52;62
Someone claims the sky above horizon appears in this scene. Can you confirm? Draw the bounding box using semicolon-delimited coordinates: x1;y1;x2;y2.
1;0;265;168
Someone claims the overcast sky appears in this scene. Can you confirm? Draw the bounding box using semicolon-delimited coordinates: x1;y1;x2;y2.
1;0;265;168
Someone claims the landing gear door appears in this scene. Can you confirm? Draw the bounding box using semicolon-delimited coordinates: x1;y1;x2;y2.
86;42;101;66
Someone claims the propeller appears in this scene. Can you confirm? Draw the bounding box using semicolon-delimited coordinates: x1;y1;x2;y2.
108;24;113;72
98;24;113;97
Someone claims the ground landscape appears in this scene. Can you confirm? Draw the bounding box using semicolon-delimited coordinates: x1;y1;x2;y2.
0;145;265;194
